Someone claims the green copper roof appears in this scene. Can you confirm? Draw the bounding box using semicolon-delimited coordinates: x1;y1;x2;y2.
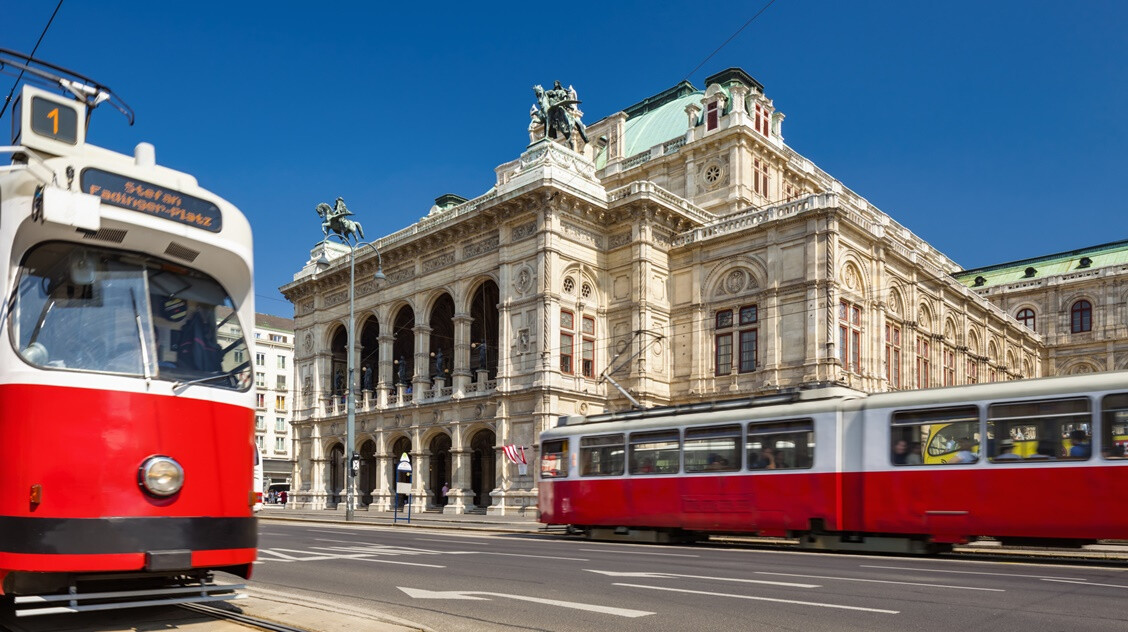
622;89;702;158
953;239;1128;289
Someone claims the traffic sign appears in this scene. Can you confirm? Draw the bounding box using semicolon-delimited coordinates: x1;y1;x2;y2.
397;453;412;472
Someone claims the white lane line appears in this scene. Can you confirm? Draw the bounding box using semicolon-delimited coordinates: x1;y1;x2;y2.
755;572;1004;592
861;565;1088;581
587;570;817;588
398;587;654;618
306;529;363;535
612;583;898;614
579;548;699;558
446;551;589;561
1042;579;1128;589
257;548;445;568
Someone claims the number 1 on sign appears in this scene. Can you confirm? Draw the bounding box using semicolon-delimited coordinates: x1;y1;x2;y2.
47;108;59;134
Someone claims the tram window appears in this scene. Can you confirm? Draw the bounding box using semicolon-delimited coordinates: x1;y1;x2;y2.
988;398;1091;462
541;439;569;478
9;241;251;389
684;425;741;473
890;406;978;465
629;430;680;475
747;420;813;470
1100;393;1128;460
580;434;625;477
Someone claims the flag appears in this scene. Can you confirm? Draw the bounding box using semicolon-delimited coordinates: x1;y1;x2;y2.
502;444;526;465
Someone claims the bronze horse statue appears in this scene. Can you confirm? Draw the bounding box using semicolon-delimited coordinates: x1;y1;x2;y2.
533;82;589;150
316;197;364;244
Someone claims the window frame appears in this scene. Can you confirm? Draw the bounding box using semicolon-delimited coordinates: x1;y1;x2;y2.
1071;300;1092;333
1016;308;1036;332
885;322;901;389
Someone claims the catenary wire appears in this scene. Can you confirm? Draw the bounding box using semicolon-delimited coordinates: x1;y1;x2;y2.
0;0;65;121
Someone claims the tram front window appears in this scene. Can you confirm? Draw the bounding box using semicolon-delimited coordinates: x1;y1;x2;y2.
9;242;250;389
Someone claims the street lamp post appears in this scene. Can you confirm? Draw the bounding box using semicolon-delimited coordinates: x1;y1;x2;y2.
316;231;384;522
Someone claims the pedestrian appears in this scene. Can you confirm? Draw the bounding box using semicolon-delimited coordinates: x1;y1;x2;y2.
279;489;287;506
441;482;449;505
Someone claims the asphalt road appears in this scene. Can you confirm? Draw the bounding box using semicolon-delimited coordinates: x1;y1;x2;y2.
244;522;1128;632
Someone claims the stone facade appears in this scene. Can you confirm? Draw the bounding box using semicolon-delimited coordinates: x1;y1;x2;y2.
955;240;1128;375
280;68;1044;514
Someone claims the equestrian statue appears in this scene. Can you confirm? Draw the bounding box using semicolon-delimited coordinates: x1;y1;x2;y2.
316;197;364;244
531;80;589;150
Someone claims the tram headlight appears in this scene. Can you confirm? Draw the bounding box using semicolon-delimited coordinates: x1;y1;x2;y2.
138;456;184;497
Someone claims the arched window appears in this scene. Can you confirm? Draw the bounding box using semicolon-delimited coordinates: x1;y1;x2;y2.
1016;308;1036;331
1070;300;1092;333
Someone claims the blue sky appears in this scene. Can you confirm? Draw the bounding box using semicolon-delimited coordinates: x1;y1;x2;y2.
4;1;1126;318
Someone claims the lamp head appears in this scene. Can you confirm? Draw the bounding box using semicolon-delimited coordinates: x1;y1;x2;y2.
315;252;331;269
373;268;386;282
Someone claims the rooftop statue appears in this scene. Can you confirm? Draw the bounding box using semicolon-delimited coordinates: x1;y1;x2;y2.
531;80;589;150
316;197;365;244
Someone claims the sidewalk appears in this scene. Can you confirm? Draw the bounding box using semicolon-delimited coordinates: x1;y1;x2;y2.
257;503;548;534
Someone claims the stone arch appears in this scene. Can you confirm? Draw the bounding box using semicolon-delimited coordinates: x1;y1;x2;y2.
390;304;416;385
388;434;412;509
943;318;957;344
425;430;453;507
357;314;380;391
886;285;905;318
837;254;869;298
560;263;602;304
1063;360;1099;375
704;256;766;300
468;427;497;508
917;302;934;333
358;439;377;505
427;292;456;381
326;442;345;507
328;325;348;396
1006;350;1017;374
469;279;500;379
987;339;1000;364
967;329;981;356
1023;358;1034;377
1012;302;1039;333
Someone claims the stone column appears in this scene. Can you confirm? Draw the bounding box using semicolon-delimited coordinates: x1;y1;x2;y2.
413;324;432;398
377;332;394;408
372;453;393;511
452;313;472;396
444;426;472;514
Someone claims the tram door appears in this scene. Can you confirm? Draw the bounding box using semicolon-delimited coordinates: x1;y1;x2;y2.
470;430;495;508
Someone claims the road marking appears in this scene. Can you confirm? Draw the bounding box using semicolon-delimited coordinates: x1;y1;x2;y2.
579;548;699;558
755;572;1004;591
257;548;445;568
861;565;1087;581
397;587;654;618
1042;579;1128;589
446;551;588;561
612;583;898;614
586;570;817;588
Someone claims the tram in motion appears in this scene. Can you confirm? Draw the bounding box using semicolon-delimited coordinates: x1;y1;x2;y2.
539;371;1128;554
0;51;256;615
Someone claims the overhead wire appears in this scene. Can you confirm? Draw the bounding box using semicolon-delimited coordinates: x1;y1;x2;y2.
0;0;65;121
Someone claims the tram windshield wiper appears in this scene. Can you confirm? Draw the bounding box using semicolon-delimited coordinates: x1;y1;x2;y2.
171;362;249;392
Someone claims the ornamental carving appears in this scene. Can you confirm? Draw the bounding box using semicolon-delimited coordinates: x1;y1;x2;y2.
325;290;348;307
562;222;604;249
422;251;455;273
512;222;537;241
842;263;861;291
513;265;534;294
297;299;314;316
608;232;631;249
463;234;500;259
386;266;415;285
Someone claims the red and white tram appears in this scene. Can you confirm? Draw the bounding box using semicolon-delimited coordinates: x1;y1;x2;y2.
539;371;1128;553
0;52;256;614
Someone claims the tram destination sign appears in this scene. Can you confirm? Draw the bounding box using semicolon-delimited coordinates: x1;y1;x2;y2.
81;168;222;232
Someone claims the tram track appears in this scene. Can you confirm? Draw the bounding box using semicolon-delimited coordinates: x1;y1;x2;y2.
178;602;314;632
